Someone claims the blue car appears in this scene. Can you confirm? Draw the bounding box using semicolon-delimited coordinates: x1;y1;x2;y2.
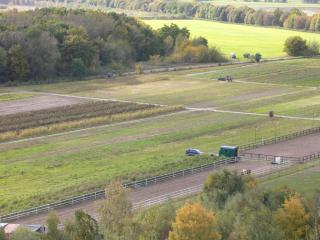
185;148;203;156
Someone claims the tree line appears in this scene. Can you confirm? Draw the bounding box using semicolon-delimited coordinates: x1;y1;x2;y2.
0;8;225;83
2;170;319;240
96;0;320;32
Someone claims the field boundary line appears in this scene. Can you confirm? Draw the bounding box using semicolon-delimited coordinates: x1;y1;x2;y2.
186;107;320;121
0;110;190;146
19;91;168;107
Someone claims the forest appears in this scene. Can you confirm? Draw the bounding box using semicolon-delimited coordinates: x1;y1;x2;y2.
0;8;225;83
99;0;320;32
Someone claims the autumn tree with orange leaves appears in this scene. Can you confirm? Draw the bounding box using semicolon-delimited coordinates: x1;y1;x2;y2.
274;194;311;240
168;202;220;240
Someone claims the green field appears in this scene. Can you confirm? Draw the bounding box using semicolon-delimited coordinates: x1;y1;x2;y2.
1;58;320;214
262;166;320;197
0;93;35;102
145;19;320;58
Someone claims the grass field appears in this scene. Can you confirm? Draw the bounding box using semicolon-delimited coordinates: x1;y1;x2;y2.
145;19;320;58
262;166;320;197
0;111;316;213
1;58;320;214
0;93;35;102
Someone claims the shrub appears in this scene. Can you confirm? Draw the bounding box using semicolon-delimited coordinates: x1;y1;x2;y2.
284;36;308;56
305;40;320;56
243;53;251;59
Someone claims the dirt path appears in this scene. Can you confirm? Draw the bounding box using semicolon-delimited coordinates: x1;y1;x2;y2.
21;91;168;107
9;160;273;225
0;95;87;116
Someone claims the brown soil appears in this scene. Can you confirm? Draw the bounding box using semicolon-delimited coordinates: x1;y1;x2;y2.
0;95;87;116
243;133;320;158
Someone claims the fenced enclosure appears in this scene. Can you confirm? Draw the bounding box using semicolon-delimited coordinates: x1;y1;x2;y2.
239;126;320;152
0;158;235;222
240;152;300;162
2;126;320;223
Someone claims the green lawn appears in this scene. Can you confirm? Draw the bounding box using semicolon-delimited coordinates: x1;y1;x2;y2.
0;93;35;102
145;19;320;58
262;167;320;197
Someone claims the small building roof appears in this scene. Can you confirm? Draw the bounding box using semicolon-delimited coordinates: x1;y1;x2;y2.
3;223;45;234
221;145;238;149
4;224;20;234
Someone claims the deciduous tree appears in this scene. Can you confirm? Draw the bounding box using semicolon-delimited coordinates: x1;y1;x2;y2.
99;182;133;240
201;170;245;209
65;209;99;240
169;202;220;240
7;44;29;81
44;211;65;240
274;194;311;240
138;200;176;240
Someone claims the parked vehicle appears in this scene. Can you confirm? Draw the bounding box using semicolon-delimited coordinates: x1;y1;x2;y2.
185;148;203;156
219;145;239;158
272;156;285;165
241;169;251;175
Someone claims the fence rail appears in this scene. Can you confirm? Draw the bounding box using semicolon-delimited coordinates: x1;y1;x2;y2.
0;158;236;222
240;152;300;162
239;126;320;152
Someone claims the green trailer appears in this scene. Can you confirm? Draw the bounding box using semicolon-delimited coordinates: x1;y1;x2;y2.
219;145;239;158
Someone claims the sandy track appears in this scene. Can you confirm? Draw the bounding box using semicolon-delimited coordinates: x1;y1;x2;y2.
10;160;273;225
243;133;320;158
0;95;87;116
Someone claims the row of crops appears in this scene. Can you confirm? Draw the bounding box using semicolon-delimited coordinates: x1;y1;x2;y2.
0;100;183;142
0;101;158;133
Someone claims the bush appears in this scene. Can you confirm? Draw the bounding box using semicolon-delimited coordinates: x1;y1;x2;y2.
284;36;308;56
243;53;251;59
305;40;320;56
